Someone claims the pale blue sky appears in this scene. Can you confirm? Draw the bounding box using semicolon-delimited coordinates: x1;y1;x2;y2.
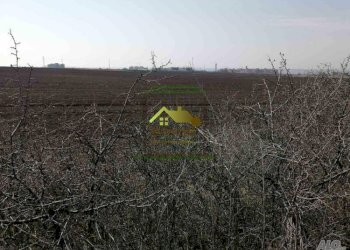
0;0;349;69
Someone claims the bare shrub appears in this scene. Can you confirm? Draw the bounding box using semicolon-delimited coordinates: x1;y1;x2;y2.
211;55;350;249
0;33;348;249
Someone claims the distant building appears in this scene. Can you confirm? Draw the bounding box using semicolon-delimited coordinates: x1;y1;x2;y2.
219;67;274;74
128;66;148;71
47;63;65;69
160;67;192;72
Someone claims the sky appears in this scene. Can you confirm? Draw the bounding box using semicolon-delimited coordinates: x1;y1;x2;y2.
0;0;349;69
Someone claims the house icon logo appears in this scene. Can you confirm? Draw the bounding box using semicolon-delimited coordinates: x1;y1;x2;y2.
149;106;201;128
